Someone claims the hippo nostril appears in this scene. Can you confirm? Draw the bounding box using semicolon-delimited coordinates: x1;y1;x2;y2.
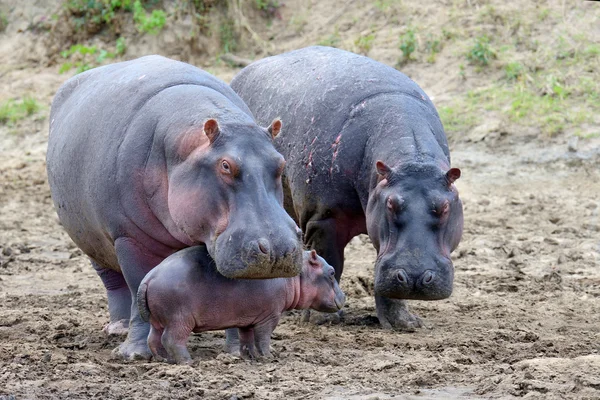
257;238;270;255
421;270;435;286
396;269;409;285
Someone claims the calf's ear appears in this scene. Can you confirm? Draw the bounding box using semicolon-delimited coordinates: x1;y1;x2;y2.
309;249;320;268
267;118;282;139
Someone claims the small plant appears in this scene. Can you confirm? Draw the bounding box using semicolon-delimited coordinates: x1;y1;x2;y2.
254;0;281;19
424;33;442;63
115;37;126;55
398;29;417;63
0;96;41;126
467;35;496;67
318;28;341;48
504;62;524;81
219;18;237;53
0;10;8;32
355;32;375;55
133;0;166;35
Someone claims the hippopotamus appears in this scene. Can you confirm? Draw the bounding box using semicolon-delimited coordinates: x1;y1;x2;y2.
46;55;303;359
137;246;345;364
230;46;463;330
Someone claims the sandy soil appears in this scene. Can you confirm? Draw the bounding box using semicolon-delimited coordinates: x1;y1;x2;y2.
1;1;600;399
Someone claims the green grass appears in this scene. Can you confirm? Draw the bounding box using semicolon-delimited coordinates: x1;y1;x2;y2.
219;18;237;53
0;97;42;126
467;35;496;67
318;27;341;48
0;10;8;32
398;28;417;64
355;32;375;55
133;0;166;35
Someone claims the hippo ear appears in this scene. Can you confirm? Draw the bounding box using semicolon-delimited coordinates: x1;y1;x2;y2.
375;161;392;180
203;119;220;144
267;118;282;139
308;249;320;268
446;168;461;185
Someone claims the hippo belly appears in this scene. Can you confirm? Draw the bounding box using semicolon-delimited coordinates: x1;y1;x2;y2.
231;46;464;330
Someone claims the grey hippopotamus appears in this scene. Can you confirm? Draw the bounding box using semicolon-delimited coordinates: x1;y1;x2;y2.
47;55;303;359
231;46;463;330
137;246;345;364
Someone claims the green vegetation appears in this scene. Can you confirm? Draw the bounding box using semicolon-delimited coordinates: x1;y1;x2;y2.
355;32;375;55
220;18;237;53
318;27;341;48
59;40;125;74
398;29;417;63
0;97;41;126
504;61;524;81
0;10;8;32
64;0;132;32
424;34;442;63
133;0;166;34
467;35;496;67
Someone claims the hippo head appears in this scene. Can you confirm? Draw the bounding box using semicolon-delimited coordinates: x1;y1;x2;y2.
366;161;463;300
299;250;346;313
167;118;303;279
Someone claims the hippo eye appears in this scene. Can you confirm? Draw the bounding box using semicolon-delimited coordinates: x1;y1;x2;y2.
433;201;450;216
221;160;231;174
386;195;403;213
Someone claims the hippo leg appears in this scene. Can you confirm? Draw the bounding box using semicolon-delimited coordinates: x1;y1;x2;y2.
238;327;258;360
301;218;345;325
224;328;241;356
91;260;131;336
147;325;168;362
253;318;279;358
161;325;193;365
113;237;162;360
375;296;424;331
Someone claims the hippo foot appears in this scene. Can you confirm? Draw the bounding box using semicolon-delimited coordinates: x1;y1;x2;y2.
103;319;129;336
301;309;344;325
375;297;424;332
112;340;153;361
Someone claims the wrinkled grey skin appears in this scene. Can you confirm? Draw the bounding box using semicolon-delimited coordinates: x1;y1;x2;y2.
47;55;302;360
137;246;345;364
231;46;463;330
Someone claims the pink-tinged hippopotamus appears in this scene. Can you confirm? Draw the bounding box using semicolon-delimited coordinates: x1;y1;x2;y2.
46;55;303;360
230;46;463;330
137;246;345;364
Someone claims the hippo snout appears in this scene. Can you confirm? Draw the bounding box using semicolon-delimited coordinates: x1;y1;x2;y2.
376;259;454;300
214;230;303;279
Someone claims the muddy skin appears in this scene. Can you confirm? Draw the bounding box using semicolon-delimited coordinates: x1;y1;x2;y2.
137;247;345;364
46;55;303;360
231;46;463;330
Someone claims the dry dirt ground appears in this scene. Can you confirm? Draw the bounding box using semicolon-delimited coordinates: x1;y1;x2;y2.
1;1;600;399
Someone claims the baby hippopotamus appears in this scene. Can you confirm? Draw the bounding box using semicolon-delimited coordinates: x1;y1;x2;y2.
137;246;345;364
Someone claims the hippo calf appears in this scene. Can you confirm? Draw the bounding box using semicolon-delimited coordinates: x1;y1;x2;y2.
47;55;302;359
137;246;345;364
231;46;463;330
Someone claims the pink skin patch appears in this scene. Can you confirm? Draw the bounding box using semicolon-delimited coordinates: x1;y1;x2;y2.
329;133;342;176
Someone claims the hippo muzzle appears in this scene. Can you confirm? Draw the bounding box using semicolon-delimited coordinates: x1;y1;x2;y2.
213;218;303;279
374;251;454;300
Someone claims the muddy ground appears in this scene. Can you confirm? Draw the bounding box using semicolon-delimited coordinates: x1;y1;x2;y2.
1;1;600;399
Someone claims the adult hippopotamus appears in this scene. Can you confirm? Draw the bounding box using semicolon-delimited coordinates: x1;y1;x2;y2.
231;46;463;330
47;55;302;359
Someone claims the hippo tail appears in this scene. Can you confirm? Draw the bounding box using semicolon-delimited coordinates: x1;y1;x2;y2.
136;281;151;322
